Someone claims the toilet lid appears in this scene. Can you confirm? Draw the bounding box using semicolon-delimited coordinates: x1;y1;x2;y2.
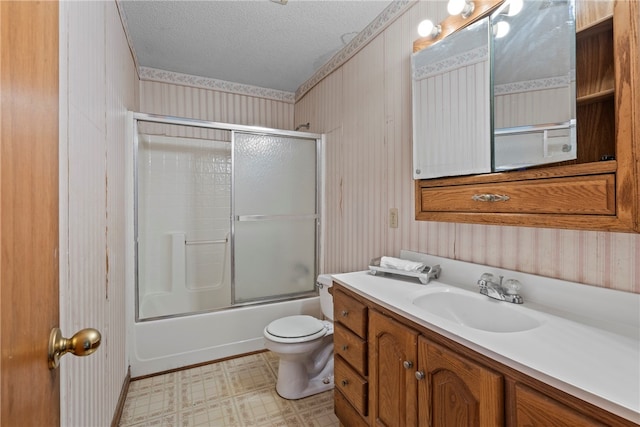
266;315;326;341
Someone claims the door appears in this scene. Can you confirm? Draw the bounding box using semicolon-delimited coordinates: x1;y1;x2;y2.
512;382;605;427
232;131;319;303
1;2;61;425
369;310;419;427
417;337;504;427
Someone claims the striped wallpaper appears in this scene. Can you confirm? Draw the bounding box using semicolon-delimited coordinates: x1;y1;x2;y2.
59;1;138;425
139;80;294;131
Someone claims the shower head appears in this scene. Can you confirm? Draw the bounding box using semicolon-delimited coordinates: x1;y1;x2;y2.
295;122;310;131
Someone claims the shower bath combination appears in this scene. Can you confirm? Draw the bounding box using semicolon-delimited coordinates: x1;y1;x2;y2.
127;112;324;376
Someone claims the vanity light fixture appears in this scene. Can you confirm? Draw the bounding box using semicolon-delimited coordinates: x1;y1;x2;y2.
417;19;442;39
447;0;475;18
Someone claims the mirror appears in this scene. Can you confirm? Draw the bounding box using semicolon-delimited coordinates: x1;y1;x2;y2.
412;17;492;179
492;0;576;171
411;0;576;179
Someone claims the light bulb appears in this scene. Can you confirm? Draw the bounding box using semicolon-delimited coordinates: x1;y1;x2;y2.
448;0;474;18
494;21;510;38
506;0;523;16
417;19;441;38
447;0;465;15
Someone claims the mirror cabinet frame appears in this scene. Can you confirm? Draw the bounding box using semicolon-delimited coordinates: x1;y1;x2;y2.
413;0;639;233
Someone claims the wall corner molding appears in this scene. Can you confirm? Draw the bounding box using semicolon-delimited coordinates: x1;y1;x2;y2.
295;0;415;100
117;0;413;104
138;67;296;103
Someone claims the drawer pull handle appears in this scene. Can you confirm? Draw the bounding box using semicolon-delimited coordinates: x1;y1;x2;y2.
472;194;510;202
341;379;349;387
341;310;349;317
415;371;425;380
341;345;348;351
403;360;413;369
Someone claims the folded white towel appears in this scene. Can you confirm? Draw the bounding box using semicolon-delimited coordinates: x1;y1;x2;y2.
380;256;425;272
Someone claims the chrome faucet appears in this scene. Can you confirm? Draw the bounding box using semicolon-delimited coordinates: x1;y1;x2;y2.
477;273;523;304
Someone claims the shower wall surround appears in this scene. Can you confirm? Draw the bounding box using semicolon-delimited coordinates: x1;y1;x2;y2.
137;134;231;319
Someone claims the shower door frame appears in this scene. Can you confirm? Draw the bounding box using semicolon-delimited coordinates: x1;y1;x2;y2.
132;112;324;321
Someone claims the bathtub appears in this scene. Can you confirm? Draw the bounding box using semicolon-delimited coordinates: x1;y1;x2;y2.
127;113;324;377
129;296;321;377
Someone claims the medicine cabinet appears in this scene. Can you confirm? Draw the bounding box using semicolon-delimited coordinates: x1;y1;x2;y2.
411;0;577;179
412;0;639;233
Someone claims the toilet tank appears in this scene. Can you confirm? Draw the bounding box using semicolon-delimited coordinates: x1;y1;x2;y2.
317;274;334;321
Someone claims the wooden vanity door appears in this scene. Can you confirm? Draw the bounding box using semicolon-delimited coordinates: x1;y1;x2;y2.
417;337;504;427
512;382;606;427
369;310;419;427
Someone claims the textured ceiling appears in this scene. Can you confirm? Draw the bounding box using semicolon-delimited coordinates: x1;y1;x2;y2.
119;0;393;93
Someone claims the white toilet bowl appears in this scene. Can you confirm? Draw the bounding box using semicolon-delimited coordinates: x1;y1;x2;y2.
263;274;334;399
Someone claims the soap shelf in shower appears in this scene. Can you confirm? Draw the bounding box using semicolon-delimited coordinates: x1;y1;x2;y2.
368;257;441;285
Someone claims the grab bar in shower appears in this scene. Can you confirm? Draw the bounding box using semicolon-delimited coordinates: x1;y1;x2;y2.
236;214;319;222
185;238;228;245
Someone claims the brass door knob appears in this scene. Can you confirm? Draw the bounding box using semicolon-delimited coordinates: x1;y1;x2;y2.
48;327;101;369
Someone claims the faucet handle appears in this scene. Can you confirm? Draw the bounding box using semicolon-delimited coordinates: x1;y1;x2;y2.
478;273;495;289
479;272;494;282
503;279;522;295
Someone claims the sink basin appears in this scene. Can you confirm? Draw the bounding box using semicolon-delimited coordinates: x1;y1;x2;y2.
412;290;542;333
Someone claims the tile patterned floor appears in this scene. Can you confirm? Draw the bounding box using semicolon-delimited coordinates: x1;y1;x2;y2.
119;351;339;427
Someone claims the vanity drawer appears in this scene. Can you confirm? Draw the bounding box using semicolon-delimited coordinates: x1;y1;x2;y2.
335;355;368;416
335;389;369;427
334;289;368;338
420;174;616;215
334;323;367;376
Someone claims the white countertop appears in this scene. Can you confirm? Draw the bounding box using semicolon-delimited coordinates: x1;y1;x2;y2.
332;252;640;424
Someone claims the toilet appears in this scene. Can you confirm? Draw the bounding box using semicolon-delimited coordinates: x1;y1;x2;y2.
263;274;334;399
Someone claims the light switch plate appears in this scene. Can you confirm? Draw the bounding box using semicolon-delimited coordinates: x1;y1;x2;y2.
389;208;398;228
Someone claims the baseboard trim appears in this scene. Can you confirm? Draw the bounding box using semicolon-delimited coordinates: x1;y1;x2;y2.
111;366;132;427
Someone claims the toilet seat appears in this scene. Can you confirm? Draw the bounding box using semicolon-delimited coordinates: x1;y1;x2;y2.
265;315;329;343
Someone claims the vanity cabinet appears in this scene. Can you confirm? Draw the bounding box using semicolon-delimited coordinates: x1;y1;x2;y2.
333;287;369;426
414;0;639;233
368;309;502;427
333;283;638;427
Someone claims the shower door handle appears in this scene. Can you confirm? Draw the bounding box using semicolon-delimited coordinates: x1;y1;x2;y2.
236;214;319;222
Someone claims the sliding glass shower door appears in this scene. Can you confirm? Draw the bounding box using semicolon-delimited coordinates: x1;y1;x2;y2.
232;132;319;303
133;113;321;320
